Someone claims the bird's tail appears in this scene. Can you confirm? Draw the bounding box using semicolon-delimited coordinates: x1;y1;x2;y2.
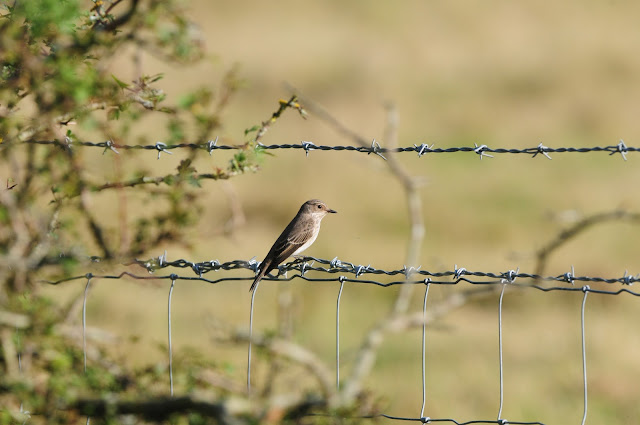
249;266;266;292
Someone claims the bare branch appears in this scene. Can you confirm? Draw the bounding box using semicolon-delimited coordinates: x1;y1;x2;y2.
210;321;335;400
535;210;640;277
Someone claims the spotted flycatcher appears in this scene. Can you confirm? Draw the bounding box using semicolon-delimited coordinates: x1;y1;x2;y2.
250;199;336;292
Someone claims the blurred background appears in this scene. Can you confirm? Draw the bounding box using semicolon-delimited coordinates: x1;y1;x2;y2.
34;0;640;423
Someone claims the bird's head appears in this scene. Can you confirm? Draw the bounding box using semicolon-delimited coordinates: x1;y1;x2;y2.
301;199;337;217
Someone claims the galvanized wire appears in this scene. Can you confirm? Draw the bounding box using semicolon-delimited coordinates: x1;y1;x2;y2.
168;277;176;397
420;282;431;421
248;280;259;395
336;280;345;391
497;284;506;423
580;287;590;425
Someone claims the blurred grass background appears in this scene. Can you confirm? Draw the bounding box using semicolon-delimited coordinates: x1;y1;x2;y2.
41;1;640;423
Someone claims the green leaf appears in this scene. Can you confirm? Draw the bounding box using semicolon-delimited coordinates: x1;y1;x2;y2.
254;144;275;157
244;125;260;136
177;159;195;175
177;92;197;109
14;0;81;38
187;175;201;188
107;108;120;121
111;74;130;89
148;73;164;83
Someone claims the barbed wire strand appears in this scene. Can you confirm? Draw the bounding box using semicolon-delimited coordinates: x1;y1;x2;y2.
91;254;640;286
580;286;590;425
248;280;259;395
336;279;345;391
43;260;640;296
420;281;431;421
168;276;176;397
22;139;637;161
497;283;506;423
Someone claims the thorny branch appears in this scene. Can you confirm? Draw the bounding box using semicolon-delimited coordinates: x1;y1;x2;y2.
253;95;307;145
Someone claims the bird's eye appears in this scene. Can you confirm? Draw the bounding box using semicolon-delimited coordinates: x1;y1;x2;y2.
317;205;322;209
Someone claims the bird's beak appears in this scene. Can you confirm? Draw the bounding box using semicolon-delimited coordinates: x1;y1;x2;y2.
328;208;337;214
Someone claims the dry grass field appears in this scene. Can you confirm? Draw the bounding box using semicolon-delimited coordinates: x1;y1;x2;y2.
41;1;640;423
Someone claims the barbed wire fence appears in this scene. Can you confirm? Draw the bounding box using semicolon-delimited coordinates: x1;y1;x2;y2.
6;95;640;424
43;252;640;425
10;136;639;423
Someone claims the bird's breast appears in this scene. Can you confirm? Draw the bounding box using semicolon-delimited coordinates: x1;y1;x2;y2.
293;229;319;255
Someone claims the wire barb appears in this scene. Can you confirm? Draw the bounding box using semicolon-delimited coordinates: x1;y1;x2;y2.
155;142;173;159
622;270;637;286
190;262;203;278
474;143;494;160
247;256;259;274
532;142;552;160
299;261;311;277
454;264;467;280
368;139;387;160
403;265;421;279
501;268;519;284
301;141;316;157
414;143;435;158
207;136;219;156
102;139;120;155
564;265;576;285
612;139;628;161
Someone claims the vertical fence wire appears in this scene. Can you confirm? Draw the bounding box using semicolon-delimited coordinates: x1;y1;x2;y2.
248;281;259;394
167;278;176;397
497;283;506;422
420;281;431;420
580;287;590;425
82;276;92;425
336;279;345;391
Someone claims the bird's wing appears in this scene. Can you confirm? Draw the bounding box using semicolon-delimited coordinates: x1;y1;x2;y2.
269;219;316;265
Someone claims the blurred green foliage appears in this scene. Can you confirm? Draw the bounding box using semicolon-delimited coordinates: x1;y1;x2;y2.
0;0;310;422
0;1;342;422
0;0;245;292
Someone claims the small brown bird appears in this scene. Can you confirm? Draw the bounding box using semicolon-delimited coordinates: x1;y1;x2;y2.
250;199;337;292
